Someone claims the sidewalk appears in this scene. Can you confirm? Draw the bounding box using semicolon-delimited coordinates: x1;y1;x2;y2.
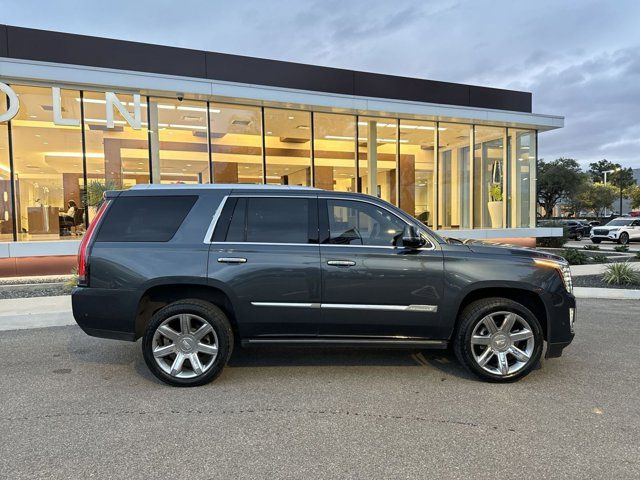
570;263;610;277
0;296;75;331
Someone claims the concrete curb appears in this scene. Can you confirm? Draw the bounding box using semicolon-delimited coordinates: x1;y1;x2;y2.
573;287;640;300
0;295;76;332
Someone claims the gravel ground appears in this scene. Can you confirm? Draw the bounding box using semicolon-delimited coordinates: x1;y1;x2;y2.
0;275;72;299
573;274;640;290
0;298;639;479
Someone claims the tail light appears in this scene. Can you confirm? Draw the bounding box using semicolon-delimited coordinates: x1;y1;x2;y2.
77;199;110;286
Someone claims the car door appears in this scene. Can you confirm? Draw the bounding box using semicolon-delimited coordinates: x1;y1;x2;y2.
318;197;445;339
631;220;640;239
207;195;321;338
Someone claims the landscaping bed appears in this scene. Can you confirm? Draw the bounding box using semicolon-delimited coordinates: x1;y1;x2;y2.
0;275;71;299
573;274;640;290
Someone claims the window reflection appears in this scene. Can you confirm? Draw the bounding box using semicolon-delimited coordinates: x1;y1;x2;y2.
151;98;210;184
474;126;505;228
358;117;397;202
313;113;357;192
11;85;84;240
509;129;536;227
399;120;436;226
264;109;311;186
83;91;150;222
210;103;263;184
438;123;471;229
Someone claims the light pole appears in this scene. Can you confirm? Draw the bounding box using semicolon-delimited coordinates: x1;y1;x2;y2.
603;168;619;217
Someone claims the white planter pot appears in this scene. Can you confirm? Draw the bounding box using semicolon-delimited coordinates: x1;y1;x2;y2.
488;201;503;228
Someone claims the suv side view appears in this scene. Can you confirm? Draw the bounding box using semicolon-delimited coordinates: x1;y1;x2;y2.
72;185;575;386
590;217;640;244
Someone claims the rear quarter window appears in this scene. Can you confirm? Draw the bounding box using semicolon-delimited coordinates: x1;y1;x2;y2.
96;195;197;242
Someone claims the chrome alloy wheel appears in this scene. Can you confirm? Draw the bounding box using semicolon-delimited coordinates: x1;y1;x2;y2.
470;311;535;377
152;314;219;379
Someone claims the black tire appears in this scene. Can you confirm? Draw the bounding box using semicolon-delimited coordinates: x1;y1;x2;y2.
453;297;544;383
591;239;601;244
142;299;234;387
575;232;583;241
618;232;629;245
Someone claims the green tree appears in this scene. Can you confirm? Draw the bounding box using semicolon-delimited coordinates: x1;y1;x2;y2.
537;158;585;218
609;167;636;214
626;185;640;210
579;182;618;218
588;159;620;183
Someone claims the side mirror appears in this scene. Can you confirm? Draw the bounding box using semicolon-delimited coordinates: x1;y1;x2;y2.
401;225;425;248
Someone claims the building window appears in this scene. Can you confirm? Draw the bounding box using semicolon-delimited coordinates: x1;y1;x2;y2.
399;119;436;226
149;98;210;184
358;117;397;203
83;90;149;222
10;85;84;241
474;126;506;229
509;129;536;228
313;113;357;192
438;123;471;229
210;103;263;184
264;109;311;186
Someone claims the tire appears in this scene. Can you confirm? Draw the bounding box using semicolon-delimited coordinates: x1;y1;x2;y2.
142;299;234;387
575;232;583;241
453;297;544;383
618;232;629;245
591;239;601;244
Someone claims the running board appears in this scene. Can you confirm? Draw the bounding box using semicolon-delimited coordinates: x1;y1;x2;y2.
241;338;448;349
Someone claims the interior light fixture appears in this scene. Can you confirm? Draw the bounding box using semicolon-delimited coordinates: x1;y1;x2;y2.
46;152;105;159
169;124;207;130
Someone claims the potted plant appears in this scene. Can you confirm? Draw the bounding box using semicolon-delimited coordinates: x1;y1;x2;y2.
488;183;503;227
86;179;119;220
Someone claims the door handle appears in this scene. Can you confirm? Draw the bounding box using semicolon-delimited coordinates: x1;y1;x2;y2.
327;260;356;267
217;257;247;264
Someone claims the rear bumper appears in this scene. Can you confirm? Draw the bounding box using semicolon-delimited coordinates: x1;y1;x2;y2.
72;287;138;341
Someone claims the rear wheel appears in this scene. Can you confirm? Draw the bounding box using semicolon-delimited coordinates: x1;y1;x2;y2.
142;299;233;387
454;297;543;382
618;232;629;245
575;231;583;241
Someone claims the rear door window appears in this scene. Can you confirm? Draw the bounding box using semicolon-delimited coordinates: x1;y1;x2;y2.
217;197;315;244
96;196;197;242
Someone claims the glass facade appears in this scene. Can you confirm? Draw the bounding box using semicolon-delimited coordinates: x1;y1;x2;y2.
0;82;538;242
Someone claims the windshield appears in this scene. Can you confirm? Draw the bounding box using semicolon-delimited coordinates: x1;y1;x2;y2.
605;219;633;226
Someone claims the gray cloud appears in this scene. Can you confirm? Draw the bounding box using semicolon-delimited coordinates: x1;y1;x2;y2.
1;0;638;168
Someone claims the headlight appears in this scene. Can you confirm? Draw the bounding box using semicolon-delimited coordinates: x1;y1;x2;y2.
533;258;573;294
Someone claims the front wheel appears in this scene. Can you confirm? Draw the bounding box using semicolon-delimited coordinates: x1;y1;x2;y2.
142;299;233;387
454;298;543;382
575;232;583;241
618;232;629;245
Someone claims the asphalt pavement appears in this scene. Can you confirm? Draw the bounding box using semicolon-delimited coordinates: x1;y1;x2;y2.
0;298;639;479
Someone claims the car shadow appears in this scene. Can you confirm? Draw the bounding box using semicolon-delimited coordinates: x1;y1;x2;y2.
65;329;476;383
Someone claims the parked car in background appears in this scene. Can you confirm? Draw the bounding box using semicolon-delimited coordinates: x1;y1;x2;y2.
72;185;575;386
556;219;591;240
590;217;640;244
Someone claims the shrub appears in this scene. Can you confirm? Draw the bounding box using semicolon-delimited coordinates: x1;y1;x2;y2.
614;245;629;252
562;248;589;265
589;253;609;264
583;244;600;251
536;222;569;248
64;266;79;293
602;262;640;285
636;251;640;259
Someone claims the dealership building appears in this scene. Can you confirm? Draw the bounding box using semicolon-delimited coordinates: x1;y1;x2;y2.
0;25;562;275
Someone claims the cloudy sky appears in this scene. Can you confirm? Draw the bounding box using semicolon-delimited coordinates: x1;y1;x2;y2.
2;0;639;169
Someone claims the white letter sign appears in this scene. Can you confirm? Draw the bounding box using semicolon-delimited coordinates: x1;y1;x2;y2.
0;82;19;123
106;92;141;129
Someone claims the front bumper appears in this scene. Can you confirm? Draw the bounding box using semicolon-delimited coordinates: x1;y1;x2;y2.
543;287;576;358
590;231;619;241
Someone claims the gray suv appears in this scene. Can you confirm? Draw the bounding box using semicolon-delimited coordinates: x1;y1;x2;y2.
72;185;575;386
